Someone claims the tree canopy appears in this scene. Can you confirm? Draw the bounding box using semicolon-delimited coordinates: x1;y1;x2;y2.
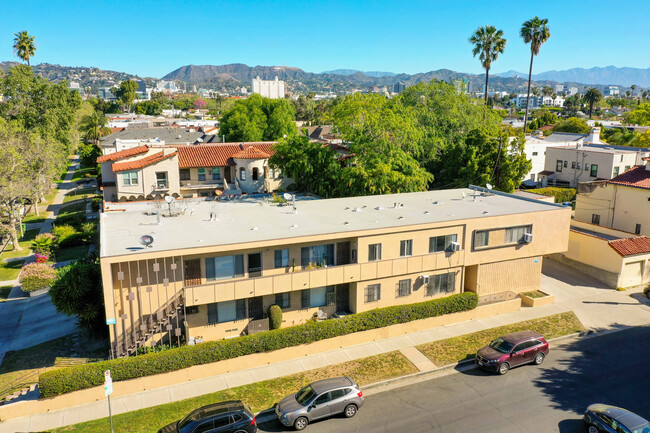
626;103;650;126
469;25;507;102
13;30;37;66
219;94;298;142
552;117;590;134
113;80;138;111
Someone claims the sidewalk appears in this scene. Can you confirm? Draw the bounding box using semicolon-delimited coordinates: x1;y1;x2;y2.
2;260;650;432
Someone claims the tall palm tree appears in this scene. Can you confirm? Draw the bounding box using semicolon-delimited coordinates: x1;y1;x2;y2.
469;26;507;103
79;112;108;146
520;17;550;133
12;31;37;66
584;88;602;119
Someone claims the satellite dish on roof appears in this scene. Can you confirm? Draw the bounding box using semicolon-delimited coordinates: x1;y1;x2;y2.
283;193;293;200
165;196;175;204
139;235;154;248
486;183;493;190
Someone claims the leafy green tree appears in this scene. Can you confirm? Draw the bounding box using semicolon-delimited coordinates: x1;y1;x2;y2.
220;94;297;141
49;258;107;337
469;25;507;102
134;100;163;116
583;88;602;119
625;103;650;126
112;80;139;112
552;117;590;134
520;16;551;132
79;111;107;145
602;128;638;146
13;30;37;66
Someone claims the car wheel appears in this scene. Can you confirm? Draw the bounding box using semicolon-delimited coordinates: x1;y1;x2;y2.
294;416;309;431
498;362;510;375
344;404;358;418
587;425;600;433
534;352;545;365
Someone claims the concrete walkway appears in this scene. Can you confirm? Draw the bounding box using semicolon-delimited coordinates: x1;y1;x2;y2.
2;260;650;432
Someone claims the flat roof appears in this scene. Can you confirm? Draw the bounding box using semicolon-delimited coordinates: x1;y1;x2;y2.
100;187;565;259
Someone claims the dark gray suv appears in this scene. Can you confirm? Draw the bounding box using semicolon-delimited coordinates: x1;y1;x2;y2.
275;376;364;430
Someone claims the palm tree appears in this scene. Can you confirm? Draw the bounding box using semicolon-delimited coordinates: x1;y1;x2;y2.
584;88;602;119
79;112;108;146
12;31;37;66
520;17;550;133
469;25;507;103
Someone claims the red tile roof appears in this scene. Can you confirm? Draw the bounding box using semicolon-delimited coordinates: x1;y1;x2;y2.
112;151;178;172
175;143;276;168
97;146;149;163
609;237;650;256
608;165;650;190
232;146;271;159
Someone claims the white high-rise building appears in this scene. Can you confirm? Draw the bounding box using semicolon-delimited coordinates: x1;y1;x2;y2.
252;76;285;99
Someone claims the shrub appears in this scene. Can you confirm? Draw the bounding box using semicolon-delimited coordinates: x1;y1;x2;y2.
31;233;56;255
268;305;282;330
57;232;88;248
91;196;103;213
39;292;477;397
52;224;77;243
55;212;86;229
35;253;49;263
528;187;576;204
19;263;57;292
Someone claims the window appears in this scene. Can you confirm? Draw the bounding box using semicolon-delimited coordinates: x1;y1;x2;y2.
556;160;563;172
186;306;199;314
274;249;289;268
505;226;532;244
592;214;601;225
252;167;259;181
212;416;232;429
155;172;168;188
205;255;244;280
368;243;382;261
239;167;246;180
474;230;489;248
577;162;581;170
620;155;624;162
429;234;458;253
399;240;413;257
212;167;221;181
365;284;381;303
198;167;206;181
532;151;538;156
275;292;290;309
268;167;275;178
122;171;138;186
179;168;190;181
278;169;283;179
396;279;412;297
585;163;590;171
330;389;347;400
590;164;598;177
194;421;214;433
301;244;334;267
613;166;620;177
563;160;568;168
300;287;333;308
207;300;246;324
625;165;631;171
571;162;576;169
636;224;641;235
313;393;330;406
426;273;456;296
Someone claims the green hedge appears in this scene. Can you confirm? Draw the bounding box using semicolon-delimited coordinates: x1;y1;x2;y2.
528;187;576;203
39;292;477;397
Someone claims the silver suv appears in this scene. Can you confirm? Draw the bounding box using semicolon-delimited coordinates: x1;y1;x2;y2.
275;376;364;430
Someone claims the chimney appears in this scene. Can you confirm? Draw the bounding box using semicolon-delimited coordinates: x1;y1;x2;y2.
644;157;650;171
585;127;601;144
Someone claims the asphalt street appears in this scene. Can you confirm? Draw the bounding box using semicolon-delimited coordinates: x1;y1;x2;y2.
256;326;650;433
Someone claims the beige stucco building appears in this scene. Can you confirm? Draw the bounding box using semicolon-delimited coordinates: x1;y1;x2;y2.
99;187;571;357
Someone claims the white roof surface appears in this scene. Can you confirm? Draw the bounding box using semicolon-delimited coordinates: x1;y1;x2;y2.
100;188;563;258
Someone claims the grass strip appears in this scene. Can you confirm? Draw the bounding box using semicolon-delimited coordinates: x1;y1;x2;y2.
417;311;584;367
50;351;417;433
0;285;11;302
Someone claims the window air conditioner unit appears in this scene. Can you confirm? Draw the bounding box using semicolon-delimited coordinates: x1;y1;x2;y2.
450;242;461;252
421;275;430;284
523;233;533;243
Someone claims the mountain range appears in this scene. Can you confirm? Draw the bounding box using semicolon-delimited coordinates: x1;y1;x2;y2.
495;66;650;87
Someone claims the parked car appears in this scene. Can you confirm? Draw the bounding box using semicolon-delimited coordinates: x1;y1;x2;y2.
584;404;650;433
275;376;364;431
475;330;549;375
158;400;257;433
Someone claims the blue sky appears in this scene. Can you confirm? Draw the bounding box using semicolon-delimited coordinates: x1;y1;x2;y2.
3;0;649;78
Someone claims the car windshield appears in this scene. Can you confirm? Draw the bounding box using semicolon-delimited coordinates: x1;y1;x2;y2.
295;385;317;406
177;414;197;433
632;423;650;433
489;337;515;354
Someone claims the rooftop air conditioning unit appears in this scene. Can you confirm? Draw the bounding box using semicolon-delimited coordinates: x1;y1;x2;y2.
450;242;461;252
421;275;430;284
523;233;533;243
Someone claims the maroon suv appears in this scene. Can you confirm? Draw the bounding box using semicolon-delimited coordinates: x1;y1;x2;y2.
475;330;549;375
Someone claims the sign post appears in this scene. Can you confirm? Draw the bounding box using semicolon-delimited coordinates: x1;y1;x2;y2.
104;370;114;433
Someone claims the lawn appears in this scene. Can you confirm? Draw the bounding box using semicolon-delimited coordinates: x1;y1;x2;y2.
0;285;12;302
51;351;417;433
0;229;40;260
0;260;25;281
417;312;585;366
54;245;89;262
70;167;98;182
58;201;88;215
0;333;107;399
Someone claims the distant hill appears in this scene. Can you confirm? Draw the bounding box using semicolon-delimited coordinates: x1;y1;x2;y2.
322;69;397;77
0;62;157;93
496;66;650;87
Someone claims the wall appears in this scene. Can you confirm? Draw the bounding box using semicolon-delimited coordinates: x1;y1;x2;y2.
234;158;266;194
114;149;181;200
544;147;632;186
474;256;542;294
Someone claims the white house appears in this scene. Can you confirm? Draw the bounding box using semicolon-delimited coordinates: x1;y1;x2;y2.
252;76;285;99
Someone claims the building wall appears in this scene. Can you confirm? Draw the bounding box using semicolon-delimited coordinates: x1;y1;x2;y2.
234;158;266;194
109;149;181;201
475;256;542;294
544;147;640;186
523;138;575;182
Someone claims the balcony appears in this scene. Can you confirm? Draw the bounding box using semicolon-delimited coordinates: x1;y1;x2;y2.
180;180;224;190
184;251;462;306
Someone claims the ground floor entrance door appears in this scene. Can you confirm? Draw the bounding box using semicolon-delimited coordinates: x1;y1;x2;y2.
184;259;201;287
248;296;264;320
336;284;350;312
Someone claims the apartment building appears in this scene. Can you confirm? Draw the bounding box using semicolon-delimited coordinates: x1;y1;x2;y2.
98;142;288;201
575;158;650;236
99;187;571;357
523;131;590;183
